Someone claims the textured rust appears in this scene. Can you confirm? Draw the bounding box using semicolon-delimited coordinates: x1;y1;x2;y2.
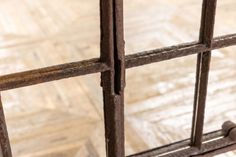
0;0;235;156
128;127;236;157
0;43;214;91
125;33;236;69
212;33;236;49
0;95;12;157
0;58;109;91
100;0;125;157
193;144;236;157
191;0;217;148
0;34;235;92
135;131;222;157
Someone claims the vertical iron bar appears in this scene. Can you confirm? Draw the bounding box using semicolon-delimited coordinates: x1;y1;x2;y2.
100;0;125;156
191;0;217;148
0;95;12;157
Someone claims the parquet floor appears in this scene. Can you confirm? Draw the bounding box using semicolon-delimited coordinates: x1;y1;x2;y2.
0;0;236;156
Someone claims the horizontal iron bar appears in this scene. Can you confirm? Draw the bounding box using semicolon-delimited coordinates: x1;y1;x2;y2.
127;130;223;157
126;33;236;68
193;143;236;157
0;59;109;91
161;138;236;157
0;34;235;91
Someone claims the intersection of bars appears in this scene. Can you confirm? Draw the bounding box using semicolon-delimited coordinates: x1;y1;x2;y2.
1;0;236;157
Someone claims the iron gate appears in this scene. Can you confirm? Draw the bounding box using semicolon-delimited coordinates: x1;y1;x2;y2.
1;0;236;156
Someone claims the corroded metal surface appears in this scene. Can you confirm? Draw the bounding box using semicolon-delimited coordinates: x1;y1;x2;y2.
0;96;12;157
0;59;109;91
0;34;235;92
191;0;217;148
128;126;236;157
0;0;235;156
100;0;125;156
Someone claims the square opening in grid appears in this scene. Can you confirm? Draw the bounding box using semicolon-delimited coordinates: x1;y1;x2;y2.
124;0;202;55
124;55;197;156
0;0;100;75
214;0;236;37
204;46;236;136
1;74;106;157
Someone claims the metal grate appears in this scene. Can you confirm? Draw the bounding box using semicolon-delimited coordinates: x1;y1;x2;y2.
1;0;236;156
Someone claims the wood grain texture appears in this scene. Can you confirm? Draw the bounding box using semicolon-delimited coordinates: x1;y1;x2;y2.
0;0;235;156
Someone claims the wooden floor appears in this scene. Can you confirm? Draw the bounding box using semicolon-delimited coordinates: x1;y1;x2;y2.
0;0;236;156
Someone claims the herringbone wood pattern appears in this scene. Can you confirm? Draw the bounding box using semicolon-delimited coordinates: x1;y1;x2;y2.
0;0;235;156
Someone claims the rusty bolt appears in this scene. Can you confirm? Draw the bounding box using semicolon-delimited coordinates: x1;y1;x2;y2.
222;121;236;136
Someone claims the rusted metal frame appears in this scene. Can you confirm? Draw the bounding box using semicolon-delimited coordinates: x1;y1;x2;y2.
125;33;236;69
128;121;236;157
212;34;236;48
0;59;109;91
100;0;125;156
0;1;233;157
195;120;236;157
192;121;236;157
0;95;12;157
161;138;236;157
0;33;235;92
164;121;236;157
193;143;236;157
127;130;219;157
127;130;224;157
191;0;217;148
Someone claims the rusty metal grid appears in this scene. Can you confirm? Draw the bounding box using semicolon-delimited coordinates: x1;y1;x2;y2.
1;0;236;156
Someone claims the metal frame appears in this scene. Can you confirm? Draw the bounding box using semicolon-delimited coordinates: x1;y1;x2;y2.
1;0;236;156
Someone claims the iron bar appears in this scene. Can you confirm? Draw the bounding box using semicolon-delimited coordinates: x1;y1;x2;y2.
126;33;236;69
100;0;125;157
193;144;236;157
127;129;236;157
0;95;12;157
212;34;236;49
0;59;109;91
191;0;217;148
0;34;235;92
127;130;222;157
